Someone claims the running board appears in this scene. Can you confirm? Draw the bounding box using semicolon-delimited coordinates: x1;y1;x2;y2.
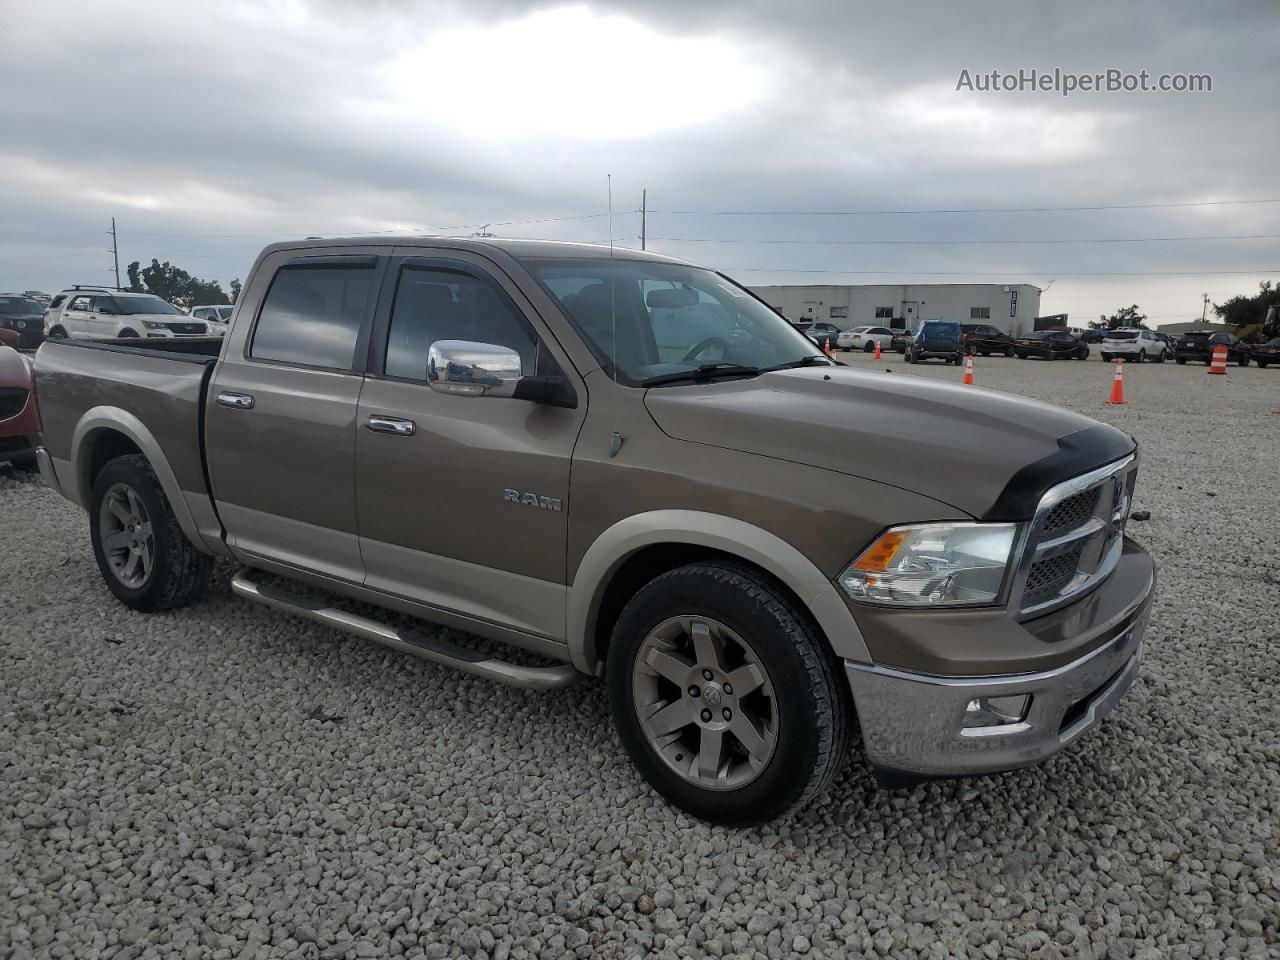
230;569;578;690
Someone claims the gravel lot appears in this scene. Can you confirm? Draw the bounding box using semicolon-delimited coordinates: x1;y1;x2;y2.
2;356;1277;960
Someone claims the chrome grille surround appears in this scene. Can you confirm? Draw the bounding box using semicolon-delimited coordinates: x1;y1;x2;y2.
1007;453;1138;619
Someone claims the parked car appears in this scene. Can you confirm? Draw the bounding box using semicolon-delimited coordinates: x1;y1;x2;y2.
1251;337;1280;367
836;325;895;353
44;288;211;341
802;322;842;351
1080;329;1109;344
190;304;234;337
34;236;1154;825
1175;331;1251;366
1014;330;1089;360
1100;329;1170;363
22;290;51;307
903;320;962;364
0;346;40;470
0;294;46;349
0;328;19;349
959;323;1016;357
890;328;914;353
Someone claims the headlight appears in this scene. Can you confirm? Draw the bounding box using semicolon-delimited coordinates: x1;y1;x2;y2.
142;320;169;330
838;522;1019;607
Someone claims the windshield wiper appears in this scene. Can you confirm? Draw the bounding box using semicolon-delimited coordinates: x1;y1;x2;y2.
763;354;835;371
641;363;762;387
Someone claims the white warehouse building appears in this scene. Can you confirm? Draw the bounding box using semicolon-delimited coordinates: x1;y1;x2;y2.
749;283;1043;337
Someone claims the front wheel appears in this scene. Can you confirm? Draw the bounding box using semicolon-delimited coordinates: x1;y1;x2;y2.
607;561;851;826
863;342;875;353
1176;357;1187;365
1259;360;1270;368
1238;356;1250;367
1153;350;1166;363
89;454;212;612
47;326;68;339
1004;347;1014;357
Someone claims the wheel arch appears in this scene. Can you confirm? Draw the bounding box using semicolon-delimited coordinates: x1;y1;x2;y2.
568;510;870;675
70;408;210;554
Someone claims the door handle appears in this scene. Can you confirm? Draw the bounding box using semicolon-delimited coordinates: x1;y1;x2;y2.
366;415;416;436
216;391;255;409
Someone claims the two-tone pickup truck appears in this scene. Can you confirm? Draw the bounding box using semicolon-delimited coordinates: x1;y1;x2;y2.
33;237;1155;824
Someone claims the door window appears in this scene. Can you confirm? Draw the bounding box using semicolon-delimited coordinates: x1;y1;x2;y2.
250;262;375;370
67;295;92;312
384;266;539;381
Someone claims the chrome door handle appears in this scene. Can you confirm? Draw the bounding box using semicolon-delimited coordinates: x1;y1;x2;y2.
216;391;255;409
367;415;416;436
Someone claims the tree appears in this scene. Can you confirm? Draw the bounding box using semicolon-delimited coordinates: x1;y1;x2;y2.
1213;280;1280;335
229;278;242;304
1095;305;1147;329
123;259;232;309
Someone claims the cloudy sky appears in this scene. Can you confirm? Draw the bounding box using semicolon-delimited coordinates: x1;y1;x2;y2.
1;0;1277;325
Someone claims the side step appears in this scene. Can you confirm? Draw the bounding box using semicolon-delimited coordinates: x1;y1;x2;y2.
230;569;579;691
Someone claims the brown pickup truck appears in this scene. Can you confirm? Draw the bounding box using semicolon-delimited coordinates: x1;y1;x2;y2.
33;237;1155;824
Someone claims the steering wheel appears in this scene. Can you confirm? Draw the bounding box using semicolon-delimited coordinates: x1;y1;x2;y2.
682;336;729;362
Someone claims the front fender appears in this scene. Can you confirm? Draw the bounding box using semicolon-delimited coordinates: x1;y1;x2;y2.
567;509;871;674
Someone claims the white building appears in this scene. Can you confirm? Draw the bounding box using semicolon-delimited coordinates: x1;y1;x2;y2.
750;283;1043;337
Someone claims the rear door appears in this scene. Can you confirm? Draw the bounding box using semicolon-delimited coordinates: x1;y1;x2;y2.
353;250;586;640
63;294;93;338
205;247;389;582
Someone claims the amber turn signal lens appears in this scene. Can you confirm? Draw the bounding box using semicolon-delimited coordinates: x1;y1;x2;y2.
852;530;909;572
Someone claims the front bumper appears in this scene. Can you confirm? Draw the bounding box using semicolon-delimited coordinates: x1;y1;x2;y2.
846;559;1153;781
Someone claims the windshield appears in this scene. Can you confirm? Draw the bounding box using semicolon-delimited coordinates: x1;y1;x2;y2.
528;259;825;385
112;296;183;316
216;306;233;319
0;297;42;315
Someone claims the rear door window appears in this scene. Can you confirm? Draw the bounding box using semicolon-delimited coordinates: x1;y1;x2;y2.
250;262;376;370
67;295;92;312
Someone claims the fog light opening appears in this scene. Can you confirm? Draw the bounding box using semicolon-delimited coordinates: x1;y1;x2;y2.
963;694;1030;729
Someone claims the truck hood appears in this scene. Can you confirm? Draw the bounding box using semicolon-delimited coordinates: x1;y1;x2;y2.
643;367;1134;519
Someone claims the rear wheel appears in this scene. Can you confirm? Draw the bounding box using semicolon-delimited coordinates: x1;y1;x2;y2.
89;454;211;612
1004;347;1014;357
607;561;851;826
1136;349;1146;363
1258;360;1269;368
1176;357;1187;365
1238;355;1250;367
47;325;67;339
863;342;875;353
1154;349;1166;363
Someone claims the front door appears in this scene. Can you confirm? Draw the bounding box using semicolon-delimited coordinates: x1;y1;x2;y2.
63;294;93;338
205;247;389;583
353;251;586;641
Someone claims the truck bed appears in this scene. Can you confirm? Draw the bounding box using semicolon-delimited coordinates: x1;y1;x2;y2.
34;338;221;506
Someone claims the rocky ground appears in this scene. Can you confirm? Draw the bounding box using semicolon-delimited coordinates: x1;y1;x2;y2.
1;355;1276;959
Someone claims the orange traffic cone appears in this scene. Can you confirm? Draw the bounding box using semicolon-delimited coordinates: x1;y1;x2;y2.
1106;359;1126;405
1207;344;1228;375
962;355;975;385
823;340;833;357
873;340;882;360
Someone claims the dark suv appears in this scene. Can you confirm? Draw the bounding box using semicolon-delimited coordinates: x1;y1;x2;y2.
0;295;46;349
1175;331;1250;366
904;321;962;364
959;323;1016;356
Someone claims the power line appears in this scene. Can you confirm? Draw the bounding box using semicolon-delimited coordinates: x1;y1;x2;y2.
649;233;1280;246
0;231;107;249
651;198;1280;216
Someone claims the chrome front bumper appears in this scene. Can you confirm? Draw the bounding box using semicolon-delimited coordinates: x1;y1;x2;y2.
846;606;1148;780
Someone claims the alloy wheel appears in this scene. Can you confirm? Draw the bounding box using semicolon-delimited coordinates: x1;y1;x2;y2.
98;482;154;588
632;616;778;790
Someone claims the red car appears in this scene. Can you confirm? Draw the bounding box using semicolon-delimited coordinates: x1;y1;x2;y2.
0;345;40;470
0;327;19;349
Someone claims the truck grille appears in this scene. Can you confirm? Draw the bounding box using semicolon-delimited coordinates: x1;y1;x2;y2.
168;322;206;335
0;387;28;420
1010;455;1138;618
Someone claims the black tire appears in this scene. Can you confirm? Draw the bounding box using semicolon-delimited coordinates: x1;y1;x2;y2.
1258;360;1269;368
607;561;851;826
47;326;67;339
863;342;875;353
89;454;211;612
1176;357;1187;365
1136;349;1146;364
1153;350;1165;364
118;329;140;339
1004;347;1014;357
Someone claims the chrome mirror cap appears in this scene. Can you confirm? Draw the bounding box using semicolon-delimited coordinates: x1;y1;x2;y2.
426;340;522;398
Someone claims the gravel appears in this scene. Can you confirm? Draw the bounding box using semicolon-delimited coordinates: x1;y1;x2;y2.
1;356;1277;959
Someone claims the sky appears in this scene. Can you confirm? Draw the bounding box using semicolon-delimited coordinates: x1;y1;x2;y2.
1;0;1277;326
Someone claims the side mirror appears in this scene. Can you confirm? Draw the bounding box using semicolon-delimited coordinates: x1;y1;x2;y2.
426;340;576;407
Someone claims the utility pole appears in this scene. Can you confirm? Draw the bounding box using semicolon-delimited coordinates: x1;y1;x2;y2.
640;189;646;251
1201;293;1209;324
110;217;121;290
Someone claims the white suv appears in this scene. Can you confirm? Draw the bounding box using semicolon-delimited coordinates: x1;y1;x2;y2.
45;288;210;341
190;304;233;337
1100;328;1169;363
